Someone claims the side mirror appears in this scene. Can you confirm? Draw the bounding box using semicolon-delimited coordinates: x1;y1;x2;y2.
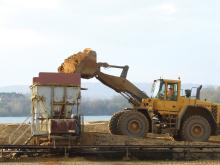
185;89;191;98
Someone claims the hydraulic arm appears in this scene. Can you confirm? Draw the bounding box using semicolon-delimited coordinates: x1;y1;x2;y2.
58;48;148;106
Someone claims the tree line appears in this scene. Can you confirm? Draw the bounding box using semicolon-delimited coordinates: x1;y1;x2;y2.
0;87;220;116
0;93;30;116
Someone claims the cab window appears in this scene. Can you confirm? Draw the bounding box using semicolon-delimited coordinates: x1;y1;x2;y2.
167;83;178;101
158;83;166;100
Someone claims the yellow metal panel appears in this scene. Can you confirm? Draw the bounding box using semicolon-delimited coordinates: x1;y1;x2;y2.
142;79;220;128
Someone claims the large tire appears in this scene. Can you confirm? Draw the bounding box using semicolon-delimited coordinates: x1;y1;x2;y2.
109;111;127;135
180;115;211;142
117;111;149;137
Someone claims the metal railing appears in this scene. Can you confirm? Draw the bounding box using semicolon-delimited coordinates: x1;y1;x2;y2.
8;115;31;145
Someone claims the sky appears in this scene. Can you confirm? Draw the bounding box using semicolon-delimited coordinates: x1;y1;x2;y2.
0;0;220;86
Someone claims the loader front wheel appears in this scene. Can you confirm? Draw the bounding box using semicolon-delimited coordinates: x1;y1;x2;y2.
109;111;127;135
180;115;211;142
118;111;149;137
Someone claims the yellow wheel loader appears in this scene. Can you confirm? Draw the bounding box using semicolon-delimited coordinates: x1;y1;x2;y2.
58;48;220;142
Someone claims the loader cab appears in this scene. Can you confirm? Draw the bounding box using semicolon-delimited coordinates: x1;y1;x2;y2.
151;79;181;101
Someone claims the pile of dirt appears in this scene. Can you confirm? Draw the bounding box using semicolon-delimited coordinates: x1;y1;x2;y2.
0;124;31;144
84;121;109;133
79;132;174;146
83;121;220;145
58;48;97;79
84;121;173;141
1;122;219;146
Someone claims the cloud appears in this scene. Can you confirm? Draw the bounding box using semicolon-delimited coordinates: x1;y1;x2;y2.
0;1;61;48
97;3;177;25
0;28;50;48
0;0;61;27
158;3;177;15
0;0;60;10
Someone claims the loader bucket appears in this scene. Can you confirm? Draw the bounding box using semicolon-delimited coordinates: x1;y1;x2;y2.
58;48;97;79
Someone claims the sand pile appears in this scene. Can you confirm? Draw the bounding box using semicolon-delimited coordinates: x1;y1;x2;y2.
0;122;219;146
79;132;175;146
0;124;31;144
82;121;220;145
84;121;109;133
58;48;97;79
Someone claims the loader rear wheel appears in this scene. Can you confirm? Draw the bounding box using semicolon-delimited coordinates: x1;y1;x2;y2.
109;111;127;135
118;111;149;137
180;115;211;142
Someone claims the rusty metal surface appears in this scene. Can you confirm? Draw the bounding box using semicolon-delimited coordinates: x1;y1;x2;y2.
33;72;81;86
48;119;78;134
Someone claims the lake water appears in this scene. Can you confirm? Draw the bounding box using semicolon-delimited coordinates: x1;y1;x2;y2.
0;116;111;124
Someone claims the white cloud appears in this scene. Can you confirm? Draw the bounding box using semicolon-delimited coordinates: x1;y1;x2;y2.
158;3;177;15
0;4;15;25
135;3;178;19
0;28;50;48
0;0;60;26
0;0;60;10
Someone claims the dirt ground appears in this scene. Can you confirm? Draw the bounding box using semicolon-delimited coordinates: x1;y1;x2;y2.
0;121;220;145
0;124;30;144
83;121;220;144
2;158;220;165
1;121;220;164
